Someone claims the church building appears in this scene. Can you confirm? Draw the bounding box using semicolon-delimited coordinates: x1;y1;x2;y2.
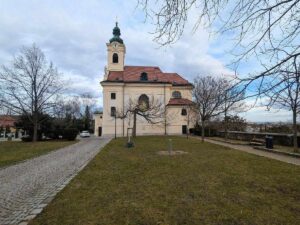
94;23;195;137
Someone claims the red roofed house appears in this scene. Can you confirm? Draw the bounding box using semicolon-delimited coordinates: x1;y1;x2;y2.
0;115;19;137
96;23;196;137
0;115;17;128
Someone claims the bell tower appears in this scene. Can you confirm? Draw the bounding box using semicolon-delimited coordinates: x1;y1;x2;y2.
106;22;126;72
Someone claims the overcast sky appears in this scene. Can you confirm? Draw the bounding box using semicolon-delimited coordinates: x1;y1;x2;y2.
0;0;294;122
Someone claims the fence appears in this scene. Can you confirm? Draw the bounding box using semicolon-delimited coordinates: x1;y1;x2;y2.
218;131;300;147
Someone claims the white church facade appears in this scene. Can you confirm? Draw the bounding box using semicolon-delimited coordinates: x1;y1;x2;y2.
94;23;195;137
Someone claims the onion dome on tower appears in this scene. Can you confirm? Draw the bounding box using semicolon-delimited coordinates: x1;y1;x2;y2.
109;22;124;44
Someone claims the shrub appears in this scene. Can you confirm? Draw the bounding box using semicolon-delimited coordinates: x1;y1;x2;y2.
62;128;78;141
193;126;217;137
50;128;64;140
21;136;32;142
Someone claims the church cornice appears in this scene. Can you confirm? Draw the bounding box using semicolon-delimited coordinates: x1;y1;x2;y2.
100;80;193;88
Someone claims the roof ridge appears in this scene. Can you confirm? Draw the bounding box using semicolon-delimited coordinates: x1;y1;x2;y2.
106;66;192;86
124;65;160;68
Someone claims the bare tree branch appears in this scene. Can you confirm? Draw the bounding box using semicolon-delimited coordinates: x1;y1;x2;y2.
139;0;300;102
0;44;65;141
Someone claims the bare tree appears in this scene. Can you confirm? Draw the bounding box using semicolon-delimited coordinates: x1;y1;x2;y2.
80;93;97;113
265;57;300;152
54;96;81;120
182;103;197;139
79;93;97;131
193;76;226;142
53;93;97;131
0;44;64;141
222;80;246;140
115;95;165;137
223;115;247;132
139;0;300;98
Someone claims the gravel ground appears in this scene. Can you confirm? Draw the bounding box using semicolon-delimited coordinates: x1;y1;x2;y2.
0;137;111;225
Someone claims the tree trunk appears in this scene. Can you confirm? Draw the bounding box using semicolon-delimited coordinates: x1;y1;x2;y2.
164;110;167;135
133;111;137;137
224;112;228;141
186;123;189;139
201;120;205;142
33;115;38;142
292;109;298;153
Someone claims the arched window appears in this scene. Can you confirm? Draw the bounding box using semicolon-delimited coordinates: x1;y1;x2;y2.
111;107;116;117
172;91;182;99
181;109;187;116
138;94;149;110
140;72;148;81
112;53;118;63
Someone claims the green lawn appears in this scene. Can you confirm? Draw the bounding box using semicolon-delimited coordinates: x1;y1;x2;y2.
275;145;300;154
209;137;300;154
30;136;300;225
208;136;249;145
0;140;77;167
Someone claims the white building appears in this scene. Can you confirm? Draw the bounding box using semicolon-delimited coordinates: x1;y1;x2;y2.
95;23;195;137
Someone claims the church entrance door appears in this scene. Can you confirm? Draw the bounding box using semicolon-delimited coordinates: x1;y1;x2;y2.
98;127;102;136
182;125;187;134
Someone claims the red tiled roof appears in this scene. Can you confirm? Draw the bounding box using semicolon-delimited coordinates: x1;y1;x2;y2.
167;98;194;106
0;115;18;127
105;66;192;86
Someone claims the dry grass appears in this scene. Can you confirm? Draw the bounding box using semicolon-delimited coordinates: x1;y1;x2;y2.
30;136;300;225
0;140;77;167
274;145;299;154
208;137;249;145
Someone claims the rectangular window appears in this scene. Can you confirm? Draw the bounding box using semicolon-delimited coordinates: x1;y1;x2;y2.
111;107;116;117
111;93;116;99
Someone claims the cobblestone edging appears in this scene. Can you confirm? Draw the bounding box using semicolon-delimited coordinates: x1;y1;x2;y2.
0;137;112;225
17;160;91;225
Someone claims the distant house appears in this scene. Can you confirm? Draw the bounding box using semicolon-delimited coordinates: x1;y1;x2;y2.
93;112;103;136
0;115;20;137
0;115;18;129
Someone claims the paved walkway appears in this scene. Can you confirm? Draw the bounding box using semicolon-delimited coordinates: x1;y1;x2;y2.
0;137;112;225
193;137;300;166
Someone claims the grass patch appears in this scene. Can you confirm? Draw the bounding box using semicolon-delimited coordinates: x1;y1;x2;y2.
30;136;300;225
0;140;77;167
209;137;300;154
275;145;300;154
208;137;249;145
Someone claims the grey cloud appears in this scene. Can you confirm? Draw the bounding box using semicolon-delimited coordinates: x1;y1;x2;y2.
1;0;286;121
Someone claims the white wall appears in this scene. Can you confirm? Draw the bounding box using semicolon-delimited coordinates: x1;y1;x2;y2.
101;83;194;137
